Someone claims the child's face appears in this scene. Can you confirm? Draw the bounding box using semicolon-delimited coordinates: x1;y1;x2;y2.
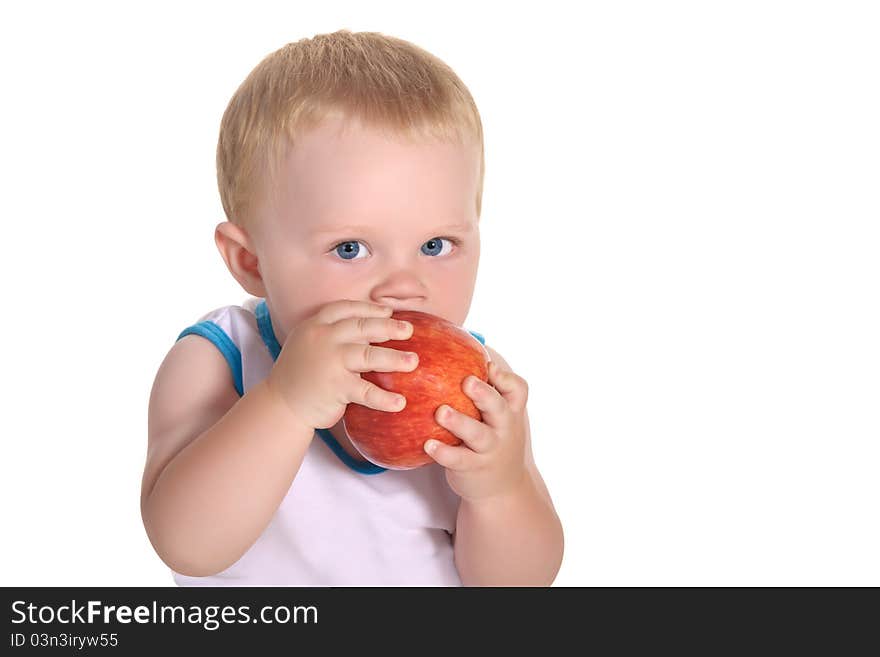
250;115;482;343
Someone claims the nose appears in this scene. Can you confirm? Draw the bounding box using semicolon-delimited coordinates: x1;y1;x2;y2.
370;268;427;309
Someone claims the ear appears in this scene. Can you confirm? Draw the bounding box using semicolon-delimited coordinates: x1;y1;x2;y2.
214;221;268;298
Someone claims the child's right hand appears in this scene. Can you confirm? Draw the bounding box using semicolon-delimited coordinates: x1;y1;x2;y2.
265;300;418;430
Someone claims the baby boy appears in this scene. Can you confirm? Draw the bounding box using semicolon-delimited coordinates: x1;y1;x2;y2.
141;30;563;586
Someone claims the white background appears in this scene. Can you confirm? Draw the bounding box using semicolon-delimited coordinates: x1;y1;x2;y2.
1;1;877;587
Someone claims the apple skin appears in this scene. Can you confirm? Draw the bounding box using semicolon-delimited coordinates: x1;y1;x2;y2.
342;310;490;470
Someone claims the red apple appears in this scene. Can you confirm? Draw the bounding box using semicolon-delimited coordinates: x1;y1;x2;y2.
342;310;490;470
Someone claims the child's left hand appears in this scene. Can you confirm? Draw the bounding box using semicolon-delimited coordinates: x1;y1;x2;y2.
424;347;529;502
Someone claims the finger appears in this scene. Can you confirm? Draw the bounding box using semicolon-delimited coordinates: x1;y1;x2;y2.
333;315;414;345
341;343;419;373
460;374;508;427
315;299;393;325
423;438;480;471
487;361;528;412
435;404;494;453
347;377;408;413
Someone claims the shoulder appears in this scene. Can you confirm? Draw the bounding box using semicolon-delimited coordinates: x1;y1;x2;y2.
143;333;240;506
150;334;239;424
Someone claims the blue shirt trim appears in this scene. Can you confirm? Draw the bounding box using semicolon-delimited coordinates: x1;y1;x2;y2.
255;301;281;360
177;321;244;396
314;428;387;474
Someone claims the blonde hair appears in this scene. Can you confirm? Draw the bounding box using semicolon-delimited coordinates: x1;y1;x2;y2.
216;30;485;229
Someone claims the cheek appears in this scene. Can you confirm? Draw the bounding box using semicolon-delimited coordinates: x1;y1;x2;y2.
258;256;332;333
429;267;479;324
310;270;365;301
277;272;365;327
434;256;479;289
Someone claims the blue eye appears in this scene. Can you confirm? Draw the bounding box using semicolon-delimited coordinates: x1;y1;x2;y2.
421;237;456;257
333;240;368;260
331;236;459;261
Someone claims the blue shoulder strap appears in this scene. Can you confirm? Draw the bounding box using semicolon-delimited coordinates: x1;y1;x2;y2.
177;321;244;396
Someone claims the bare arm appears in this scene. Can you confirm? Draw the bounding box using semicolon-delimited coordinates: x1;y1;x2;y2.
454;408;564;586
140;335;314;577
451;346;564;586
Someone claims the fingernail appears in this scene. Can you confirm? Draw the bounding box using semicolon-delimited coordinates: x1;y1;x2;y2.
424;440;437;454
